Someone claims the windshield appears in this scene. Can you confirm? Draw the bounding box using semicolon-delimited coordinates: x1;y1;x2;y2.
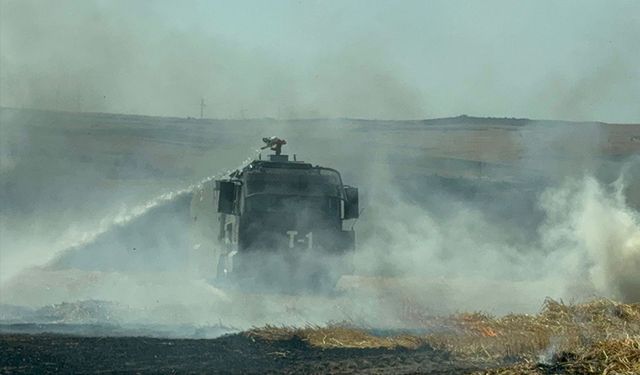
245;169;343;198
245;195;341;216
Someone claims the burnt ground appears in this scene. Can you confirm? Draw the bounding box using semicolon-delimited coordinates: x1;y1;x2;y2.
0;333;500;374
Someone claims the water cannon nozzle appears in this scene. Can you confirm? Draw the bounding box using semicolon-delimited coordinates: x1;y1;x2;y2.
261;136;287;155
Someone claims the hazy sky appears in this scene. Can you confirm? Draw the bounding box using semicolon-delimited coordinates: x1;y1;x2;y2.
1;0;639;121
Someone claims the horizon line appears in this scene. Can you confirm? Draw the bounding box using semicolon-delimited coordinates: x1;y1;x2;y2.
1;106;637;126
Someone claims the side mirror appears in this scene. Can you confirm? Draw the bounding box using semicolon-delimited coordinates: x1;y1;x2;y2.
217;180;238;214
343;186;359;219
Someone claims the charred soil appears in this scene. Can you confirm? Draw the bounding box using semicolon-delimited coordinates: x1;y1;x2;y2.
0;332;497;374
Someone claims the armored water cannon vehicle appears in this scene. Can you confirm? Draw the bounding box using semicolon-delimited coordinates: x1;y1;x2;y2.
191;138;359;291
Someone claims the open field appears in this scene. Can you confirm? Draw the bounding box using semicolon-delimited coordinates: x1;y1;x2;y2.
3;108;639;223
3;108;638;263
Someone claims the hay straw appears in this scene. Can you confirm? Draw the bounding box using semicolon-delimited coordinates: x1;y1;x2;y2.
246;298;640;372
246;324;426;350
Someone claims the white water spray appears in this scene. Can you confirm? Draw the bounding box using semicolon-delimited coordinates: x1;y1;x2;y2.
0;149;261;284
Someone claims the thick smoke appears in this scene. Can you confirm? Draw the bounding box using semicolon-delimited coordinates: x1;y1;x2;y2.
341;127;640;317
2;113;638;335
354;173;640;311
540;176;640;302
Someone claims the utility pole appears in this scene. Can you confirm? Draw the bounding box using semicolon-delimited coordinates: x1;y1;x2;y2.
200;98;206;119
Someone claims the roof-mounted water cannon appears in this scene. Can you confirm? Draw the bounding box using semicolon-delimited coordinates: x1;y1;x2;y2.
261;136;289;162
261;136;286;155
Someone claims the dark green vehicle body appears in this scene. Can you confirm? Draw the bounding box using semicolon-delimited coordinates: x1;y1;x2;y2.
191;153;358;290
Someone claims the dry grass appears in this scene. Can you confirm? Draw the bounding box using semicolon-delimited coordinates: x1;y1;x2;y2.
479;337;640;374
247;324;425;350
422;298;640;373
246;298;640;372
427;298;640;360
